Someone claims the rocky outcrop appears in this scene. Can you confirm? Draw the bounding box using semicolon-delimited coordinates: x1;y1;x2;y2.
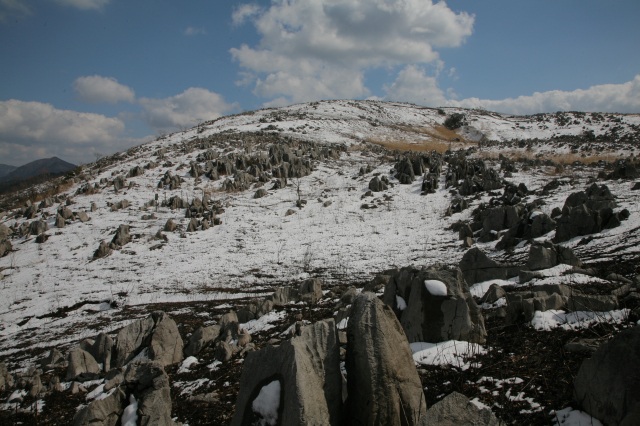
554;183;627;242
66;348;101;381
111;224;131;247
346;292;427;425
114;311;183;368
459;247;517;286
574;326;640;426
506;284;570;324
382;265;486;344
231;319;342;426
124;361;175;426
525;242;582;272
184;325;221;358
425;392;503;425
73;387;126;426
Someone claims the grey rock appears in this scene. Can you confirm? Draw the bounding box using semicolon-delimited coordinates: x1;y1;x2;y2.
425;392;503;426
76;211;90;223
564;338;605;354
114;311;183;367
164;219;177;232
29;220;48;236
73;387;126;426
231;319;342;426
253;188;268;198
383;266;486;344
111;224;131;247
459;247;508;285
66;348;101;381
40;348;65;369
568;294;619;312
368;176;388;192
574;326;640;426
271;286;299;306
346;292;427;425
55;214;66;228
91;333;114;372
214;341;233;362
506;284;570;323
29;373;43;397
184;325;221;358
124;361;175;426
93;240;112;259
299;278;323;304
481;284;506;304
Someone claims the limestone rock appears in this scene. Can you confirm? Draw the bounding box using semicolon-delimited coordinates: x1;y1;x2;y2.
231;319;342;426
574;326;640;426
66;348;101;381
425;392;503;426
382;266;486;344
73;387;126;426
346;292;427;425
184;325;220;358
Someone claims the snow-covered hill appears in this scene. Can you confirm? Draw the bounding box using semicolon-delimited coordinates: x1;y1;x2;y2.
0;100;639;424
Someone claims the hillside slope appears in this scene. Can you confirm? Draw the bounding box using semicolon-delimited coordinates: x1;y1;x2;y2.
0;100;639;424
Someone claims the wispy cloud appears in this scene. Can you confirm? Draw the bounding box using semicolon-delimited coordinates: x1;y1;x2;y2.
0;0;31;22
73;75;135;104
232;3;261;26
184;26;206;36
55;0;110;11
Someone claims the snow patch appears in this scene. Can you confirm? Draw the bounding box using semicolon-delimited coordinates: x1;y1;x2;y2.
531;309;630;331
121;394;138;426
178;356;199;374
424;280;447;296
252;380;281;426
411;340;486;370
395;295;407;311
552;407;603;426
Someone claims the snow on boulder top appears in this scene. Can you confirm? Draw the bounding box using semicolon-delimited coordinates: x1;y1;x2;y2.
252;380;281;426
424;280;447;296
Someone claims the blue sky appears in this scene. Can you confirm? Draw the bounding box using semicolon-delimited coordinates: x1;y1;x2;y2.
1;0;639;166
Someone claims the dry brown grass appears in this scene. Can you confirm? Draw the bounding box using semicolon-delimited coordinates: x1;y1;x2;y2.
361;123;476;153
477;149;622;165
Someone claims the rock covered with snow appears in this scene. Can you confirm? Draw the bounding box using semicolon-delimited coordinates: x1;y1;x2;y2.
231;318;342;426
425;391;503;426
382;265;487;344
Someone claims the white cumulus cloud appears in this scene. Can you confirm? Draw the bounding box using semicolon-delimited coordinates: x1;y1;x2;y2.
231;0;474;105
55;0;109;10
384;65;447;106
0;99;126;165
73;75;135;104
139;87;239;132
232;3;261;26
449;75;640;115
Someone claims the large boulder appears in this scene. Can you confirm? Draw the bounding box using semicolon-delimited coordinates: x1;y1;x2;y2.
526;242;582;271
574;326;640;426
346;292;427;425
231;319;342;426
425;392;503;426
505;284;570;324
382;266;486;344
124;361;175;426
114;311;183;367
73;387;126;426
66;348;101;381
111;224;131;247
459;247;510;285
299;278;323;304
91;333;114;372
184;325;221;358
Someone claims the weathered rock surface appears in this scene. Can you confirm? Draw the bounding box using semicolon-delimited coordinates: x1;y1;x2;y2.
346;292;427;426
73;387;126;426
114;311;183;367
459;247;516;286
124;361;175;426
574;326;640;426
425;392;503;426
184;325;221;357
382;265;486;344
66;348;101;381
231;319;342;426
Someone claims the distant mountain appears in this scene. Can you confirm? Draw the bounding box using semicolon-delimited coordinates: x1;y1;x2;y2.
0;164;17;178
0;157;76;184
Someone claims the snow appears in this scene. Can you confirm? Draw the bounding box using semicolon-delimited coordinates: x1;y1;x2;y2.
395;295;407;310
552;407;603;426
251;380;281;426
424;280;447;296
121;394;138;426
178;356;199;374
531;309;630;331
469;278;512;298
411;340;487;370
240;310;286;334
